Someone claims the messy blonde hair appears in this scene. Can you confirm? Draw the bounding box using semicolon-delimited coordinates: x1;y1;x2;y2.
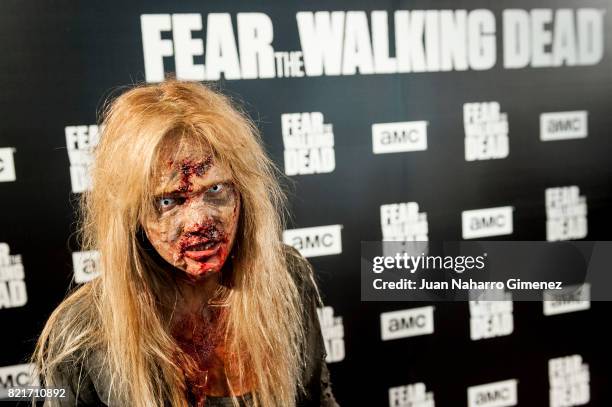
32;78;306;407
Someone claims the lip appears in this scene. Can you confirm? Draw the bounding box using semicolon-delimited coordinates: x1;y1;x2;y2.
183;241;222;261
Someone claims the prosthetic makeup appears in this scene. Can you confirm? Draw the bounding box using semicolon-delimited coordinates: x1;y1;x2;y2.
143;145;241;281
143;142;252;402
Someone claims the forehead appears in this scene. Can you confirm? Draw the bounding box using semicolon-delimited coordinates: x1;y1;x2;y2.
151;137;232;192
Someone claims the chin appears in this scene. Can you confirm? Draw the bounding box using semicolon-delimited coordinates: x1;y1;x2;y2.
183;258;223;278
185;267;219;278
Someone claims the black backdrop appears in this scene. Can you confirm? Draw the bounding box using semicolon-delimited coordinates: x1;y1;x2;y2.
1;1;612;406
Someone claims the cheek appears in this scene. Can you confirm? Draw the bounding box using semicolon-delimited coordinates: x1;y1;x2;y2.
154;216;183;242
223;204;241;252
206;192;240;233
145;218;183;256
224;197;241;234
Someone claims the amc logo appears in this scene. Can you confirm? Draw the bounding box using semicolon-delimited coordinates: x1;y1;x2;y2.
543;283;591;316
283;225;343;258
72;250;101;283
0;363;39;399
372;121;428;154
540;111;588;141
467;379;518;407
0;148;16;183
462;206;514;239
380;306;434;341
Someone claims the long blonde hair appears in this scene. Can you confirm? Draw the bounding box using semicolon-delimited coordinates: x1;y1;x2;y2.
32;79;306;407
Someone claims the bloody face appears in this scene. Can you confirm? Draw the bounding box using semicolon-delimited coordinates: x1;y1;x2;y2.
142;146;241;280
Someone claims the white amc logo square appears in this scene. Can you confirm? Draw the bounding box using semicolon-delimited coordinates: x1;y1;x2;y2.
543;283;591;316
467;379;518;407
283;225;343;258
0;148;16;183
0;363;40;399
380;306;434;341
371;121;428;154
540;111;588;141
72;250;101;283
462;206;514;239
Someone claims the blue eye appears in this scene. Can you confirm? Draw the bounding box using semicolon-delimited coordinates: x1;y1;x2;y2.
157;197;177;211
160;197;174;205
207;183;224;194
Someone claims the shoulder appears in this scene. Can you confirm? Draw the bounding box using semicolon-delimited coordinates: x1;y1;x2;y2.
44;349;108;406
281;244;323;307
51;347;121;406
281;246;340;406
39;284;114;405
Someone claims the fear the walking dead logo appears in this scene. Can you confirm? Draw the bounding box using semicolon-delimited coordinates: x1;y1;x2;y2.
141;8;604;82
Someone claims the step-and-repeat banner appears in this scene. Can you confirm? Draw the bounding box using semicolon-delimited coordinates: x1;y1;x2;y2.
1;1;612;406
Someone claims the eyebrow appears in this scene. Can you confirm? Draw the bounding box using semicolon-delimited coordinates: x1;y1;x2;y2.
154;178;233;197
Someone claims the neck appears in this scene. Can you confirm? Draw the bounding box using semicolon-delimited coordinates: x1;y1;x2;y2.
172;260;233;315
175;272;221;313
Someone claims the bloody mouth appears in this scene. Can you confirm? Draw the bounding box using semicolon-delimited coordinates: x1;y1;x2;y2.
183;240;222;261
178;220;228;266
174;218;234;276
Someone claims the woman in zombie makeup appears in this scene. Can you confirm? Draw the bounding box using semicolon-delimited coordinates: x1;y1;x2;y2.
32;79;339;407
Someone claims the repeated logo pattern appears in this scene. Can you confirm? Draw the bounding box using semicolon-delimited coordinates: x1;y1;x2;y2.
0;4;608;406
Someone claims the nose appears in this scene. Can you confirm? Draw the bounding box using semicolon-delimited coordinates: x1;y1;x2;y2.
181;200;208;231
179;196;223;234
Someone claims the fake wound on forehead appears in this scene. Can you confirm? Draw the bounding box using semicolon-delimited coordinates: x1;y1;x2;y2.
165;155;214;174
165;156;214;193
